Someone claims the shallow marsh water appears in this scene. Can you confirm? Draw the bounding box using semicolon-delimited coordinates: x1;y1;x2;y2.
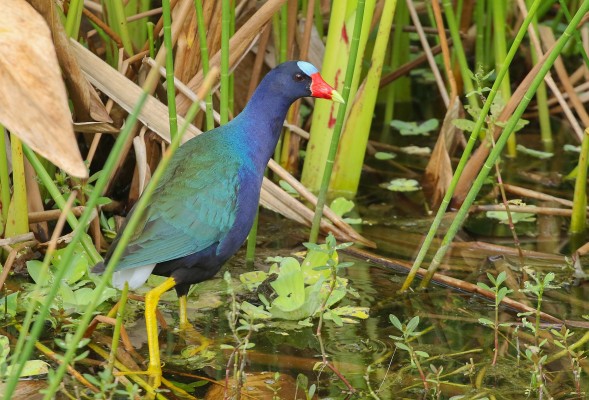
133;186;589;399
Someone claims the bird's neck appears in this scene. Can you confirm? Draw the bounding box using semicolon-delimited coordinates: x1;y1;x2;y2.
234;85;295;169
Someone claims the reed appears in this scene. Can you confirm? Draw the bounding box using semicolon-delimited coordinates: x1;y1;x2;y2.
402;0;544;291
419;1;589;287
330;0;398;196
301;0;376;194
309;0;368;243
570;128;589;234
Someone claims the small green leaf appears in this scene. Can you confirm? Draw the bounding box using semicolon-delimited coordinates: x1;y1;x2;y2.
452;118;476;132
516;144;553;159
26;260;49;285
375;152;396;160
278;180;298;196
478;318;495;326
384;178;420;192
414;350;429;358
389;314;403;330
329;197;355;218
394;342;410;351
406;316;420;333
564;144;581;153
17;360;50;377
0;335;9;364
496;271;507;286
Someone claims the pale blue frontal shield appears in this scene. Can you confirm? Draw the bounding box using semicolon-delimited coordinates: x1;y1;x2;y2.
297;61;319;76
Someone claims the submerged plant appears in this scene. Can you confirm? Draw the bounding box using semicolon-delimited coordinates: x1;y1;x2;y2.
476;271;513;365
520;323;550;399
389;314;430;391
550;327;584;397
519;271;558;344
223;271;265;398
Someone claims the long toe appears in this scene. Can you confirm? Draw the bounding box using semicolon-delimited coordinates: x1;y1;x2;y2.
179;325;211;356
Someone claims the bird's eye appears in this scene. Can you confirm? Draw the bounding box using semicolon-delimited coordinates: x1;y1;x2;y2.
293;73;305;82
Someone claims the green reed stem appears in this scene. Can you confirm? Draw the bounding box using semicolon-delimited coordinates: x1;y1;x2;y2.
0;125;10;232
111;0;135;56
442;0;476;108
9;136;28;235
38;68;215;399
245;208;259;265
527;0;552;150
162;0;178;140
194;0;215;131
4;57;169;399
401;0;543;291
309;0;365;243
24;151;99;263
147;22;155;59
493;0;516;157
64;0;84;39
419;0;589;287
474;0;485;68
559;0;589;68
220;0;231;125
107;283;129;375
570;128;589;234
313;0;324;39
484;0;493;67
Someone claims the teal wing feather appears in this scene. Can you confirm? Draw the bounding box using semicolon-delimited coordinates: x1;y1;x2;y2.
113;138;241;270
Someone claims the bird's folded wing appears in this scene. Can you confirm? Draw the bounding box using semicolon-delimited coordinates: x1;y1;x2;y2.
111;154;240;271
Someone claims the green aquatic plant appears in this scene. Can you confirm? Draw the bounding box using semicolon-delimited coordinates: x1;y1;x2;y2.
295;373;317;400
382;178;421;192
550;327;584;398
25;243;117;313
0;335;48;380
476;271;513;365
519;271;558;344
520;319;550;399
389;314;430;391
390;118;439;136
329;197;361;224
239;234;368;325
485;200;536;224
223;271;264;398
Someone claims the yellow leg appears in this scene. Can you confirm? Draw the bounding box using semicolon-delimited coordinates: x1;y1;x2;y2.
144;277;176;388
177;295;211;355
178;295;190;330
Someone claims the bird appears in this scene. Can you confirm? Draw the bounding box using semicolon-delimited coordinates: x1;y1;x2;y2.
92;60;344;387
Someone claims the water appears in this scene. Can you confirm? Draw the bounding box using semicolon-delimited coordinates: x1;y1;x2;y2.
134;201;589;399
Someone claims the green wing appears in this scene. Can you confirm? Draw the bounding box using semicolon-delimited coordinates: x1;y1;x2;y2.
112;140;240;271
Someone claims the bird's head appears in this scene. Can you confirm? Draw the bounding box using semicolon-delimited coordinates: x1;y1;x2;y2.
268;61;345;104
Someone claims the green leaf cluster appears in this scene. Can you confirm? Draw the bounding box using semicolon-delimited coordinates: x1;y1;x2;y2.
0;335;49;379
239;241;367;325
25;243;117;313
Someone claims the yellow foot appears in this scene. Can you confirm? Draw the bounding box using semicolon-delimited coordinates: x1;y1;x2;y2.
146;365;162;389
178;323;211;356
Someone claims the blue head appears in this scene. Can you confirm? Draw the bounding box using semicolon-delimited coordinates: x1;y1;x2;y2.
248;61;344;107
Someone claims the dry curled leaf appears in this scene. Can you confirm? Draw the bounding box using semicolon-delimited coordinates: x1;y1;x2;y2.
0;0;87;178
